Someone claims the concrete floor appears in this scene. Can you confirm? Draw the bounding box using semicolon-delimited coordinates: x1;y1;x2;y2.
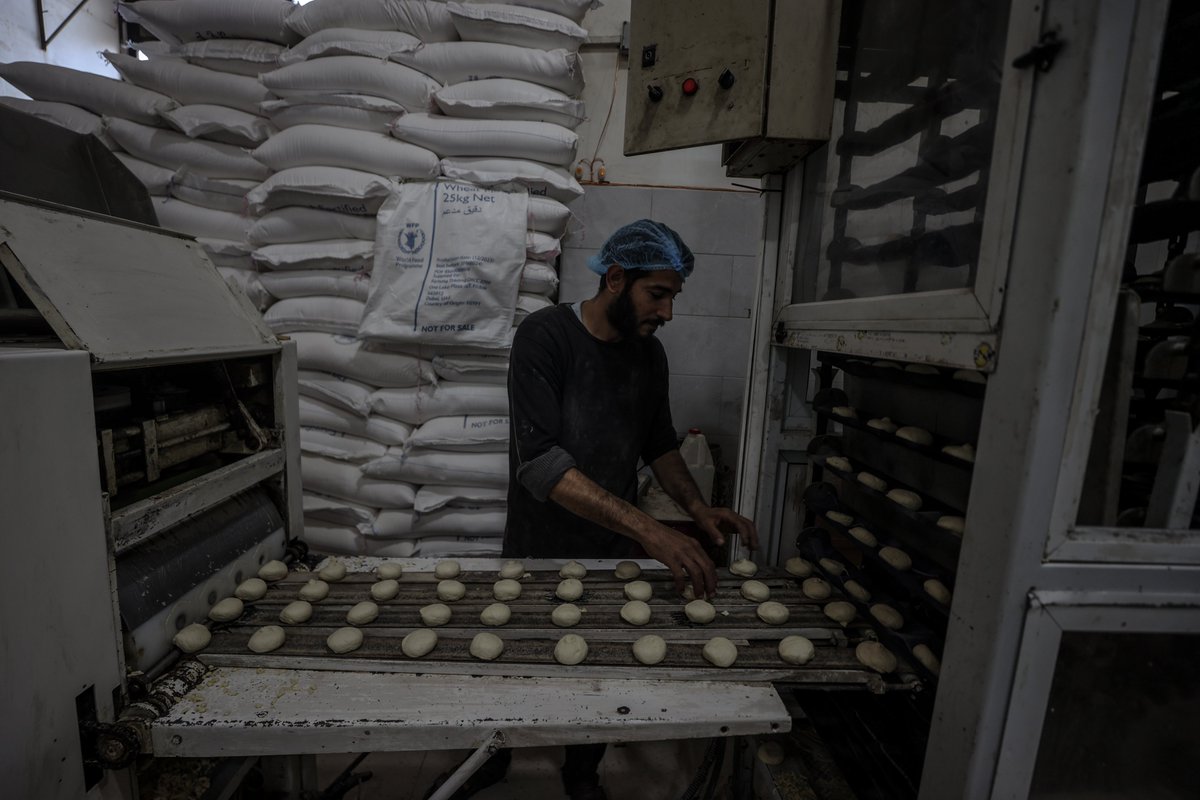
316;738;731;800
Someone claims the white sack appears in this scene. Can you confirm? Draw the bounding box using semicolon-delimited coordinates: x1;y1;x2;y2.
519;261;558;295
370;382;509;425
291;331;436;388
170;172;256;213
264;296;365;335
414;507;507;536
506;0;599;25
253;240;374;272
300;426;387;462
360;181;526;349
197;237;254;269
249;206;377;245
103;52;274;115
303;520;364;555
390;113;576;166
439;156;583;204
303;453;417;508
304;492;376;528
115;153;176;195
280;29;422;65
261;270;371;302
362;448;509;488
252;124;438;178
514;292;554;324
414;484;508;513
526;231;561;262
409;415;510;452
176;39;285;76
435;78;585;129
432;353;510;385
261;57;439;111
447;3;587;51
297;370;374;416
266;102;398;133
527;195;570;236
392;42;583;97
160;104;275;147
117;0;298;46
216;267;271;311
299;397;413;446
361;537;417;557
285;0;458;41
412;535;502;556
0;98;116;147
107;118;269;180
246;166;396;215
153;197;252;241
0;61;176;125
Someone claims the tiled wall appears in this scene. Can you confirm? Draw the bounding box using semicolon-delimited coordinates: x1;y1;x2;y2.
558;184;765;472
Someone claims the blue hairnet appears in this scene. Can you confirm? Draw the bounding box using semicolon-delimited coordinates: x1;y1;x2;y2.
586;219;695;278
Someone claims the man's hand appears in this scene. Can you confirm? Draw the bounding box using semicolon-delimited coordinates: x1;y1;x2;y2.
691;506;759;552
637;522;718;599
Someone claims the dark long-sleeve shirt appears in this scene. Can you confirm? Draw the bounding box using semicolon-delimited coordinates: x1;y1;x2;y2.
503;304;677;558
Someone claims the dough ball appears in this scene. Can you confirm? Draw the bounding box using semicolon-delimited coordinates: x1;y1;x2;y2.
377;562;404;580
856;472;887;492
248;625;285;654
953;368;987;384
434;560;460;580
826;510;854;526
729;559;758;577
317;560;347;582
346;601;379;626
823;601;856;626
924;579;952;605
624;580;652;602
913;643;941;675
886;489;923;511
258;560;288;582
819;558;846;576
469;632;504;661
785;557;813;577
867;417;898;434
437;579;466;602
825;455;852;472
831;405;857;419
849;526;878;547
778;635;815;665
493;578;522;601
326;626;363;655
559;561;587;579
209;597;244;622
855;641;898;674
498;560;525;579
757;741;785;765
235;577;268;601
740;580;770;602
632;634;667;665
879;547;912;571
685;599;716;624
298;579;330;602
420;603;452;626
480;602;511;626
554;633;588;665
870;603;904;630
896;426;933;446
937;515;966;535
556;578;583;601
702;637;738;668
681;584;697;601
905;364;939;375
942;443;976;463
173;623;211;653
620;600;652;626
802;578;831;600
844;580;871;603
279;600;313;625
370;579;399;602
756;601;789;625
551;603;582;627
614;560;641;580
401;628;437;658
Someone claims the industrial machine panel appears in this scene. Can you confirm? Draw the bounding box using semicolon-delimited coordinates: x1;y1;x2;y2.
624;0;771;155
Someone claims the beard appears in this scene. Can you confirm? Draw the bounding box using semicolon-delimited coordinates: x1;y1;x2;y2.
606;282;660;340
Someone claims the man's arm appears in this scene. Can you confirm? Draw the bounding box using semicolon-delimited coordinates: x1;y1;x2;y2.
548;467;718;598
650;449;760;552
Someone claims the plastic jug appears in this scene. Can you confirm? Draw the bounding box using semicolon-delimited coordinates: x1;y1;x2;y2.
680;428;715;505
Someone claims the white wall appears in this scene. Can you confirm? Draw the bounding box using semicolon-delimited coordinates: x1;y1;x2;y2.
0;0;119;95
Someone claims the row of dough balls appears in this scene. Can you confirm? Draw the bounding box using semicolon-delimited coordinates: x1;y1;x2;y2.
789;540;952;608
828;408;977;464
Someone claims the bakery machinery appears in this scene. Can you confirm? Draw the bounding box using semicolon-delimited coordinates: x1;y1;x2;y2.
727;0;1200;797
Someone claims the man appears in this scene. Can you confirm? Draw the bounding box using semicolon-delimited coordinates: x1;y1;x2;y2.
428;220;757;800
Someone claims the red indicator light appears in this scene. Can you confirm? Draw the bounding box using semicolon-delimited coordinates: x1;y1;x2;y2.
681;77;699;96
